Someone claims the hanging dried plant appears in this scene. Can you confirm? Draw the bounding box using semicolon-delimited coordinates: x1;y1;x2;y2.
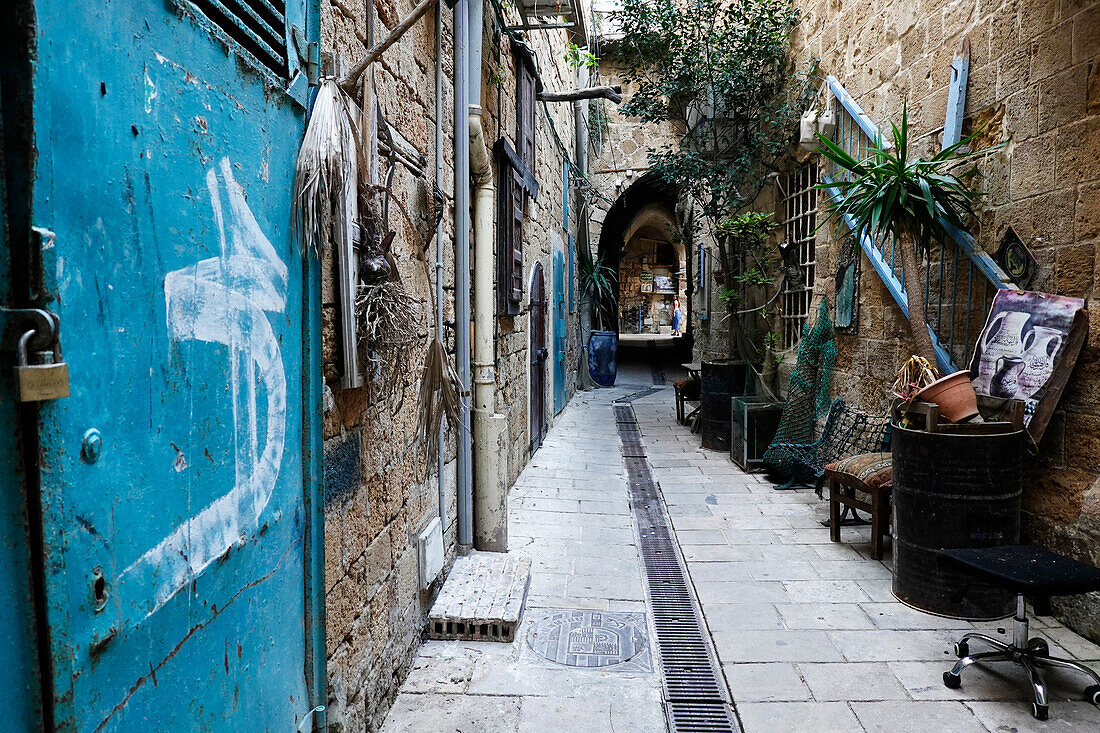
416;337;464;467
356;279;424;404
292;79;364;259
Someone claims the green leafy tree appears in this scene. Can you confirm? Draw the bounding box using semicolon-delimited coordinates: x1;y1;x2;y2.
611;0;815;359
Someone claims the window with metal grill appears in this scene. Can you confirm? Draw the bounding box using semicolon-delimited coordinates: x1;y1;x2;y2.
780;161;818;348
187;0;289;79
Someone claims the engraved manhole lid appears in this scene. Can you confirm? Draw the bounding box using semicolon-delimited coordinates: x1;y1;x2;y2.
526;609;649;668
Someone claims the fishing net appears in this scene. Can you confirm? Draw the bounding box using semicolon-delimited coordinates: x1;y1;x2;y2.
762;300;838;473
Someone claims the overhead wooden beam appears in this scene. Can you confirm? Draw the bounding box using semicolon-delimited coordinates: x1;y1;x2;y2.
339;0;436;94
537;85;623;105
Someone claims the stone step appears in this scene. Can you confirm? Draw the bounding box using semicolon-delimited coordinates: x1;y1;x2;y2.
427;552;531;643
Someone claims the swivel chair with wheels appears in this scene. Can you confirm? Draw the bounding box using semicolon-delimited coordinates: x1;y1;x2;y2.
938;546;1100;721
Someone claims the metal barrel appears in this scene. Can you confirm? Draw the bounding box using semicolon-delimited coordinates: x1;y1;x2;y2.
891;425;1024;620
700;361;748;451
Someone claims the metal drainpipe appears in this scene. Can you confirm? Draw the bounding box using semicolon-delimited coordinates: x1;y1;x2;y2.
574;59;595;390
469;107;508;551
454;0;473;549
435;0;446;528
468;0;483;106
466;0;506;550
303;2;326;728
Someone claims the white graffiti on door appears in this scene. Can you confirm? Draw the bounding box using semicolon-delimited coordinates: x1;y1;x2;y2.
123;157;288;621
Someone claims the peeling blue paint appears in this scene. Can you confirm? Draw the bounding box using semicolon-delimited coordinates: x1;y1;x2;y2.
24;1;319;730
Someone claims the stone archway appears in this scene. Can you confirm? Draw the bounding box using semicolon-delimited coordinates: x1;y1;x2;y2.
592;174;687;343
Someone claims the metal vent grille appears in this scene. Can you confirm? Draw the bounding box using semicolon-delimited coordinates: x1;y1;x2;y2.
188;0;289;79
615;404;738;732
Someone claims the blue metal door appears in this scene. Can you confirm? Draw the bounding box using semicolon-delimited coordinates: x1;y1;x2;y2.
26;1;319;730
552;249;566;413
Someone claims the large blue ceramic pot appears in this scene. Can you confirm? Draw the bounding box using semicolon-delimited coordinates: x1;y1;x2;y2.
588;331;618;387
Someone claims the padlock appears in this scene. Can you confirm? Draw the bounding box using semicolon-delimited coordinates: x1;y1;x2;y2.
14;329;70;402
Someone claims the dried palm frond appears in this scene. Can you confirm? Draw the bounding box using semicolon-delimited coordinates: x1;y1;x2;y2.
292;79;362;259
416;337;464;466
892;355;939;404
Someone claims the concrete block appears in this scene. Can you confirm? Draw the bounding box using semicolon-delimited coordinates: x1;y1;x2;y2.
428;552;531;642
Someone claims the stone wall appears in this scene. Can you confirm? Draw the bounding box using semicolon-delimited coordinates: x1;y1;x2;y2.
320;1;584;730
587;59;685;334
478;23;581;485
789;0;1100;639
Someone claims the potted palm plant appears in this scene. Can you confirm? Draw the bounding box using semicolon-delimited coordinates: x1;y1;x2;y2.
580;249;619;387
816;108;1022;620
815;104;987;367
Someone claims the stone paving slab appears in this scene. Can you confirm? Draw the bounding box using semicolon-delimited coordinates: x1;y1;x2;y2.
383;386;667;732
427;552;531;642
385;384;1100;732
629;386;1100;732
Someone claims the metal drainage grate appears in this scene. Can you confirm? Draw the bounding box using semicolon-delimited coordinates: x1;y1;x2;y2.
614;403;738;732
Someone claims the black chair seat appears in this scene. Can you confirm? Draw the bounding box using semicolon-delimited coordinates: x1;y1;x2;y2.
939;546;1100;596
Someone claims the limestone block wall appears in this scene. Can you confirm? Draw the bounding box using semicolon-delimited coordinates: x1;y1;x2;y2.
478;24;581;485
320;3;456;730
320;1;584;730
791;0;1100;639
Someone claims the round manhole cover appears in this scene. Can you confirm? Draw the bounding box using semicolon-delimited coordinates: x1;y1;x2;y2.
526;610;648;668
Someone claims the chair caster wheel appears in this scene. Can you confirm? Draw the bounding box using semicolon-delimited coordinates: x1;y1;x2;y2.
943;672;961;689
954;641;969;658
1028;638;1049;656
1031;703;1048;721
1085;684;1100;705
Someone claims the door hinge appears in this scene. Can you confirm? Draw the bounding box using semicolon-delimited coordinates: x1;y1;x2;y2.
291;26;320;87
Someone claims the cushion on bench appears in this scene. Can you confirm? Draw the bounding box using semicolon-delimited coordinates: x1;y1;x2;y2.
824;452;893;491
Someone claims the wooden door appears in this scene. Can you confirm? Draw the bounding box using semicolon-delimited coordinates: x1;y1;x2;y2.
530;262;546;452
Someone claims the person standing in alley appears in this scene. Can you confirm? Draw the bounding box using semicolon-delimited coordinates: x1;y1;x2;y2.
671;297;682;337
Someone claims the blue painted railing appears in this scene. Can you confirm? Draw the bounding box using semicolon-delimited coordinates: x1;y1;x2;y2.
822;76;1015;373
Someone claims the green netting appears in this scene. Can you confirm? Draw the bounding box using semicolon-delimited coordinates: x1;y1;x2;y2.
762;300;838;471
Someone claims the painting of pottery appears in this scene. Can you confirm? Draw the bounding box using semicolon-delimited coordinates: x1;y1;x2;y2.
969;290;1087;444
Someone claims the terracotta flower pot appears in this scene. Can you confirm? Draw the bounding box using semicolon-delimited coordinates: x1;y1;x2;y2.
914;370;979;423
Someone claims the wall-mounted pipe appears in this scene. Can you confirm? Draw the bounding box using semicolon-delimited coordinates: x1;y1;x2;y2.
574;60;595;391
434;0;446;528
303;1;326;727
467;0;483;108
469;106;508;551
454;0;473;548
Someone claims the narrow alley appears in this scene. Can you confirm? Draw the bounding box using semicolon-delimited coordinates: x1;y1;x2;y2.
7;0;1100;730
385;365;1100;732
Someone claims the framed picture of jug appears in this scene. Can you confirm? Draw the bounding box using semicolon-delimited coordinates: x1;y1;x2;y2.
968;290;1088;445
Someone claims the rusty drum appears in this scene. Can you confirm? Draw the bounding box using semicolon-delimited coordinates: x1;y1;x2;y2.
891;425;1024;620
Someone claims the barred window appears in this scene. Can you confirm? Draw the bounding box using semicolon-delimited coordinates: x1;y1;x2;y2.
780;162;818;347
